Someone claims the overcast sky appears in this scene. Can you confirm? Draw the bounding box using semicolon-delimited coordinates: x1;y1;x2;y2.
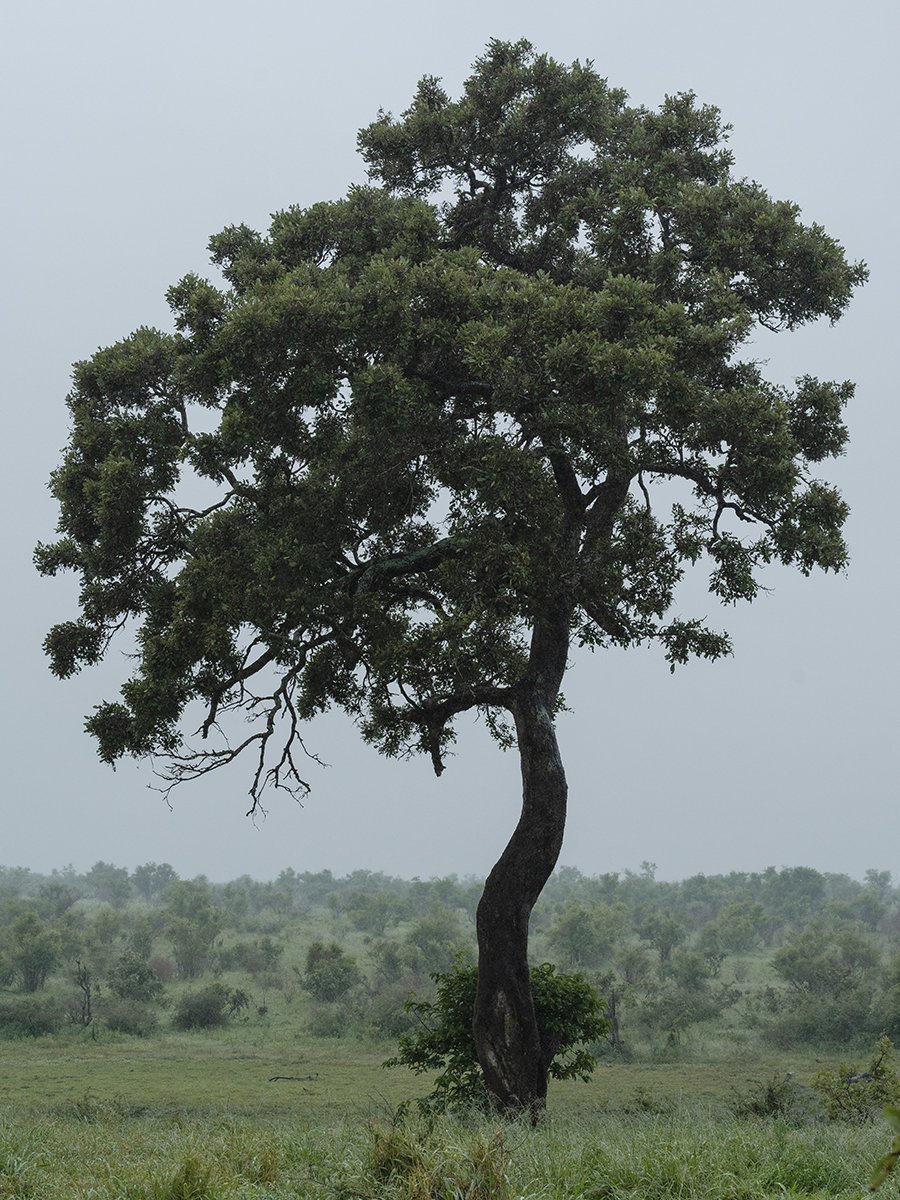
2;0;896;885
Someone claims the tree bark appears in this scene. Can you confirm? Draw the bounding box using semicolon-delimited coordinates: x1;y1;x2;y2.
473;685;568;1119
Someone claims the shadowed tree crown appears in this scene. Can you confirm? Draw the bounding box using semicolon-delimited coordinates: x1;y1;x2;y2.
37;39;864;1115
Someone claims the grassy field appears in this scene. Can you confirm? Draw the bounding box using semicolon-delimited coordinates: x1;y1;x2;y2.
0;1103;889;1199
0;1020;845;1116
0;1028;888;1198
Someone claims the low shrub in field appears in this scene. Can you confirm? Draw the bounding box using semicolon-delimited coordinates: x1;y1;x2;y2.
306;1001;351;1038
150;1152;222;1199
299;940;362;1003
814;1033;900;1122
172;984;233;1031
0;996;63;1037
366;984;419;1039
365;1116;512;1200
214;937;282;977
728;1072;814;1122
102;997;159;1037
107;952;165;1004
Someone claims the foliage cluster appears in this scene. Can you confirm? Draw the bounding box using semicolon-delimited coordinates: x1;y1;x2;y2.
172;983;249;1031
813;1034;900;1123
386;960;606;1111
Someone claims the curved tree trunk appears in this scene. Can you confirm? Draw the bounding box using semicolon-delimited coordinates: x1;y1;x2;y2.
474;685;568;1119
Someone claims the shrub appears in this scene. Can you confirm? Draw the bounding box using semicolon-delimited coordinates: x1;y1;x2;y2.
814;1033;900;1122
299;940;362;1002
215;937;283;976
107;951;165;1003
172;983;233;1030
366;985;419;1039
0;996;64;1037
103;997;159;1036
385;959;606;1111
728;1073;812;1122
306;1002;351;1038
149;955;175;982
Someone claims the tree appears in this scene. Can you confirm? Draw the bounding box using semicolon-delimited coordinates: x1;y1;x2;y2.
769;919;882;1044
7;911;61;992
131;862;179;904
163;880;223;979
107;950;165;1003
83;861;132;908
762;866;827;930
638;910;687;963
299;940;362;1002
772;920;881;1000
37;41;864;1114
709;901;765;953
403;903;471;974
547;900;625;968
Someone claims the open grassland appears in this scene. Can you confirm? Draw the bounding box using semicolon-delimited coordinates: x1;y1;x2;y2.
0;1024;845;1115
0;1032;887;1198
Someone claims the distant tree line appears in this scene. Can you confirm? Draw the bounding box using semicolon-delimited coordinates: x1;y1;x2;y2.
1;860;898;1052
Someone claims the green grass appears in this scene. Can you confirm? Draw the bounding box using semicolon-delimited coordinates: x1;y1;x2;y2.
0;1021;844;1116
0;1027;883;1198
0;1102;887;1198
0;1028;405;1118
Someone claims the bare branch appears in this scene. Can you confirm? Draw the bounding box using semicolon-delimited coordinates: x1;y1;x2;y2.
151;492;238;522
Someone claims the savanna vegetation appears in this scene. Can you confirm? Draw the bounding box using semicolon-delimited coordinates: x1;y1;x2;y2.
1;859;899;1196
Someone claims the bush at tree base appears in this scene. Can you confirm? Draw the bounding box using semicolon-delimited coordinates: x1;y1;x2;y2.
385;960;606;1111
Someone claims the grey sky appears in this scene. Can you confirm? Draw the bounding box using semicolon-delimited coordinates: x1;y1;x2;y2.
3;0;896;884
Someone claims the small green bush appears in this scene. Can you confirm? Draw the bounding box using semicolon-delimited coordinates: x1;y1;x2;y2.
299;941;362;1002
103;997;159;1036
172;984;233;1031
306;1001;351;1038
814;1033;900;1122
385;959;606;1111
728;1073;812;1122
366;984;419;1038
107;951;165;1003
0;996;64;1038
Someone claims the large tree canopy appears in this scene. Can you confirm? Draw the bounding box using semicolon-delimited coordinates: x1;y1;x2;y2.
38;40;865;1114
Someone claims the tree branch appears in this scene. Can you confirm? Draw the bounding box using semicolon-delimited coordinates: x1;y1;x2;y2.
349;527;502;598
